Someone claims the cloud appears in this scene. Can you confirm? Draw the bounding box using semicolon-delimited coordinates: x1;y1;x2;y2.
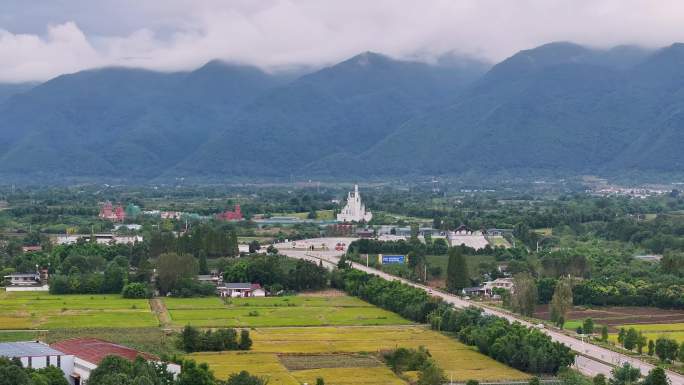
1;0;684;82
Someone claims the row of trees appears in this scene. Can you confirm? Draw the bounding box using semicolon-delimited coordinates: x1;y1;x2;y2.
149;225;239;259
221;255;328;293
180;326;252;353
428;306;575;374
334;266;574;374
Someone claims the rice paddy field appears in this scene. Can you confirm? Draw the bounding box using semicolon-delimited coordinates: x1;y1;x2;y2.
0;290;158;329
608;323;684;344
192;325;528;384
164;295;411;327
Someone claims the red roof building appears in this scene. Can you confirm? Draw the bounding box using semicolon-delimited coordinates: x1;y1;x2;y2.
50;338;180;384
216;204;243;221
99;201;126;222
51;338;157;365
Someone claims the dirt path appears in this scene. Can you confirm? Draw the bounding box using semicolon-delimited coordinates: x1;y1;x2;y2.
150;298;172;328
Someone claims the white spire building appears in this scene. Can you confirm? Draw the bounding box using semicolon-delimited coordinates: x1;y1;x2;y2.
337;184;373;222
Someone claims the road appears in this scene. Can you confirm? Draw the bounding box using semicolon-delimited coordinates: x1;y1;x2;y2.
276;237;684;383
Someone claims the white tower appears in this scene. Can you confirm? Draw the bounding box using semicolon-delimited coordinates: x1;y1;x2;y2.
336;184;373;222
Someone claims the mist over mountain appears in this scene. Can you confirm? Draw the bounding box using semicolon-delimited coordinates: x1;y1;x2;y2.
0;43;683;182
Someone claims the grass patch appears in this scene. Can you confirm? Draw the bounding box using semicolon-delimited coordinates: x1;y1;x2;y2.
165;296;408;328
0;292;158;329
0;331;42;342
278;354;381;370
191;352;299;385
290;367;406;385
618;323;684;333
248;326;527;381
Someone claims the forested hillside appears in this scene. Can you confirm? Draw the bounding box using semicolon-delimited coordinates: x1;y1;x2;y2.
1;42;684;181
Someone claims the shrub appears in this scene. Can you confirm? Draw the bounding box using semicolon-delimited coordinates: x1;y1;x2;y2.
121;282;149;299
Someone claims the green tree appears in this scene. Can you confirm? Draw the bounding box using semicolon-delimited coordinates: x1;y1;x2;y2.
529;377;541;385
177;360;216;385
446;247;469;293
655;337;679;362
679;342;684;362
225;371;267;385
623;328;638;350
648;340;655;356
157;253;198;294
316;378;325;385
643;367;670;385
198;251;208;275
609;363;641;385
583;318;594;335
417;360;444;385
511;273;538;316
550;277;573;327
102;262;126;293
0;357;31;385
601;326;609;342
617;328;626;344
466;380;480;385
121;282;148;299
594;374;607;385
636;332;647;355
238;329;252;350
180;325;201;353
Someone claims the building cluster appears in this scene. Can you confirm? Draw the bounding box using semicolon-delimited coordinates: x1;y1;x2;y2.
0;339;180;385
591;186;669;199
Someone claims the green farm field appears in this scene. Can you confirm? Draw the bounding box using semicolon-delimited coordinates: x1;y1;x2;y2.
192;325;528;384
0;291;158;329
609;323;684;344
164;295;410;328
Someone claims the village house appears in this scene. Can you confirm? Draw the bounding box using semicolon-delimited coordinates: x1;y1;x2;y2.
218;283;266;298
3;269;49;292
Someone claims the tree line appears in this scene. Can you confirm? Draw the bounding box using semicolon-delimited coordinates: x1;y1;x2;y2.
332;266;575;374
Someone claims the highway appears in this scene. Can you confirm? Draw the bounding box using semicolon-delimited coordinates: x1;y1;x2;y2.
276;237;684;384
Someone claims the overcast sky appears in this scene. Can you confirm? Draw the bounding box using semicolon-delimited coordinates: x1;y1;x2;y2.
1;0;684;82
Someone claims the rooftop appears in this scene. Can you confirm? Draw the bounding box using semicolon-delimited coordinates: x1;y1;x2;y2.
0;341;67;357
51;338;156;365
222;283;261;290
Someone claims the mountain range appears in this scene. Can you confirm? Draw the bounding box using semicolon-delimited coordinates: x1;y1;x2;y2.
1;42;683;182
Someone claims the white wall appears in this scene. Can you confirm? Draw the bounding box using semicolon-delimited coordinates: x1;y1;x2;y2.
18;355;74;382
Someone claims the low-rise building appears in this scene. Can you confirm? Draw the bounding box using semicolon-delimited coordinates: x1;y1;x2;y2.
197;274;223;287
0;341;74;382
218;283;266;298
51;338;180;384
54;234;143;245
3;269;49;292
446;225;490;250
22;245;43;253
